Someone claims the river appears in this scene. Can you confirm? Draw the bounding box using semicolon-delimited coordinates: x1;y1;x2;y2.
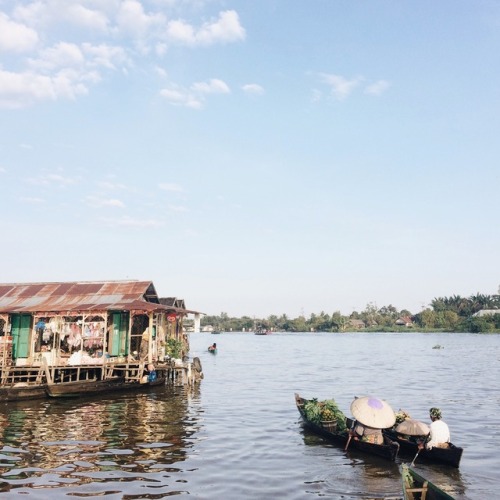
0;331;499;499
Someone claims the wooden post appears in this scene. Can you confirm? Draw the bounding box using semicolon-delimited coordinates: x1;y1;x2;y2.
148;312;153;365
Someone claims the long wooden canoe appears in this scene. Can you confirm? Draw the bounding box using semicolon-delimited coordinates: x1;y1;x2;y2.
384;428;463;468
401;463;455;499
46;375;166;397
45;365;167;398
295;393;399;461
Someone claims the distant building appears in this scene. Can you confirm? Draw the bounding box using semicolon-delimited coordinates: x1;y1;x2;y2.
395;316;413;327
473;309;499;317
348;319;365;330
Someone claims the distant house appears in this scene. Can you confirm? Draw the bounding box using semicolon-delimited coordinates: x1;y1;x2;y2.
395;316;413;327
348;319;365;330
473;309;499;317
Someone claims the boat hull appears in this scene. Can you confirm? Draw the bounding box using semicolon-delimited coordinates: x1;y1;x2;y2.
0;385;48;402
384;429;463;468
46;377;165;397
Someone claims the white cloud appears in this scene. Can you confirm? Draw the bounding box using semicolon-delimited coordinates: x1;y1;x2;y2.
24;171;81;187
191;78;230;94
86;196;125;208
0;39;130;107
13;1;109;33
19;196;45;204
242;83;264;95
159;182;184;192
167;10;245;46
159;86;202;108
365;80;391;96
1;4;246;108
116;0;166;37
320;73;363;100
82;43;129;70
28;42;85;71
160;78;230;108
64;3;109;32
97;180;129;191
0;13;39;52
168;204;188;212
107;216;164;228
154;66;168;78
0;70;78;109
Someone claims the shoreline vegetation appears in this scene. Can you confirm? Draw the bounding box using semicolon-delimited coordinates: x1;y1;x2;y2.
199;293;500;334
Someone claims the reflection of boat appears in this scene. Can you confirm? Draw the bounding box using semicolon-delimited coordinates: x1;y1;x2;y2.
384;428;463;468
295;393;399;461
401;463;455;499
45;363;166;398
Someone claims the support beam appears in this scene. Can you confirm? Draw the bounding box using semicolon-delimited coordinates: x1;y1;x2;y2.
194;314;201;333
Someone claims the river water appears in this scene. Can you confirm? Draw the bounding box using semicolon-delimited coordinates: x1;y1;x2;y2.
0;332;499;499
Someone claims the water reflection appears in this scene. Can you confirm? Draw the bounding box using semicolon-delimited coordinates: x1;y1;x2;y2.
0;386;200;495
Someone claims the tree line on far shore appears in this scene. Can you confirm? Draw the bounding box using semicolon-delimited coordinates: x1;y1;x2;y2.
199;293;500;333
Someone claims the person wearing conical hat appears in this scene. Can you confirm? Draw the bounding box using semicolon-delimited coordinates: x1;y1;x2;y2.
419;407;450;450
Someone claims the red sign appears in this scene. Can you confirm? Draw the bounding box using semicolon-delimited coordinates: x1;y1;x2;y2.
167;313;177;322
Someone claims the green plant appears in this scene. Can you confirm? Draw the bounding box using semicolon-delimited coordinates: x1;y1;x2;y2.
304;398;322;424
165;338;183;358
303;398;347;432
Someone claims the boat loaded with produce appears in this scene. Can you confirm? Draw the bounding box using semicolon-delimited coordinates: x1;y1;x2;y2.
294;393;400;461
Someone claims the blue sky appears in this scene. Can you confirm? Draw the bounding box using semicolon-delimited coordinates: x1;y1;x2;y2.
1;0;499;318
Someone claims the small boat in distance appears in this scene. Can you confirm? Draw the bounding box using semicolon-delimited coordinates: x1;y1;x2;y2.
401;463;455;499
254;328;271;335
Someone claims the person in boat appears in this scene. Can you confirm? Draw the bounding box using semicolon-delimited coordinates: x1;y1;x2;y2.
350;421;384;445
146;363;157;382
419;407;450;450
208;343;217;352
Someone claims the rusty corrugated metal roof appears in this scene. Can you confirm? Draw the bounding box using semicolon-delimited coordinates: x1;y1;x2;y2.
0;280;183;314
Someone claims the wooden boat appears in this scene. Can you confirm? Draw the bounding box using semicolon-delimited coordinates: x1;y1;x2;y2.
401;463;455;499
45;364;166;398
254;329;271;335
0;366;48;402
46;375;165;397
384;428;463;468
0;383;48;402
295;393;399;461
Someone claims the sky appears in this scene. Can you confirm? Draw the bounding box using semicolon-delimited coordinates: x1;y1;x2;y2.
1;0;499;319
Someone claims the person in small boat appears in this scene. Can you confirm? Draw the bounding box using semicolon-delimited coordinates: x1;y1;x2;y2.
208;343;217;352
350;421;384;445
146;363;157;383
419;407;450;450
